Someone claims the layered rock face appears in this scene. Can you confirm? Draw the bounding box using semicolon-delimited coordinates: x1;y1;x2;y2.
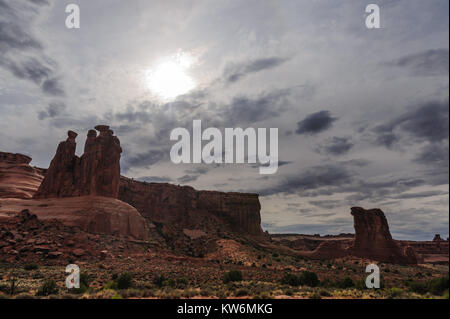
34;126;122;198
119;177;264;237
0;152;45;199
350;207;417;264
118;177;267;255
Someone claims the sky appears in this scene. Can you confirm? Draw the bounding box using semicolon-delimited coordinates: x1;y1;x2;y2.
0;0;448;240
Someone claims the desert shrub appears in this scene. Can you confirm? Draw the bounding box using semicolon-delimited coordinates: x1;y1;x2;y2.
235;289;248;297
120;288;143;298
428;277;449;295
408;281;427;294
223;270;243;283
14;293;35;299
284;289;294;296
72;272;91;294
281;274;301;287
309;291;322;299
336;277;354;289
355;279;367;290
153;274;167;287
36;279;58;296
117;272;133;289
320;279;333;288
299;271;320;287
319;290;331;297
176;278;188;288
386;287;404;299
24;263;38;271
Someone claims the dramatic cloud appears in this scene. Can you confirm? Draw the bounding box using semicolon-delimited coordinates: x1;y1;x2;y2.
222;89;290;124
295;110;338;135
123;149;166;171
260;163;355;196
390;48;449;76
0;0;65;96
371;100;449;147
38;102;66;120
316;137;354;156
224;57;289;83
137;175;173;183
413;142;449;167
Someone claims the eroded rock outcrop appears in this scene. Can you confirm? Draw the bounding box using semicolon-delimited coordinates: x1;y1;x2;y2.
350;207;417;264
34;126;122;198
118;177;267;255
0;152;45;199
0;196;150;240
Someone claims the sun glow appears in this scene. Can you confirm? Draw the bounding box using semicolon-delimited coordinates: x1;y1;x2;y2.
146;53;196;100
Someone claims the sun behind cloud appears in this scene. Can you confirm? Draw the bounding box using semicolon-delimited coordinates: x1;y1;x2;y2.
146;52;196;100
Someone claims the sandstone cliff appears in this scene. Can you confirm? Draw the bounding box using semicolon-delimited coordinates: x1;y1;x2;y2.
350;207;417;264
0;152;45;199
34;126;121;198
0;196;150;240
118;176;267;255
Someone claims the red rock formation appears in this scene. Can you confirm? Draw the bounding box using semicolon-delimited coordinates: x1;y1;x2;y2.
304;240;349;260
0;152;45;199
119;177;264;236
350;207;417;264
0;196;150;240
34;126;122;198
118;177;267;255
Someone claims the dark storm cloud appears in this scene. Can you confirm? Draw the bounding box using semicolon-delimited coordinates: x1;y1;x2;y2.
390;190;448;200
371;100;449;147
38;102;66;120
389;48;449;76
137;175;173;183
122;149;166;170
42;78;65;96
260;163;355;196
224;57;289;83
178;175;199;184
177;166;211;184
0;0;64;96
223;89;290;123
295;110;338;135
0;21;41;51
28;0;50;5
309;200;345;210
316;136;354;156
413;142;449;166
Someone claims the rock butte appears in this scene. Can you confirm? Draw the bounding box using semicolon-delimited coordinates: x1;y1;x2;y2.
0;126;448;264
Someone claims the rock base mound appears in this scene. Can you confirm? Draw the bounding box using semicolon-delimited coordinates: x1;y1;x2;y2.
0;196;151;240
